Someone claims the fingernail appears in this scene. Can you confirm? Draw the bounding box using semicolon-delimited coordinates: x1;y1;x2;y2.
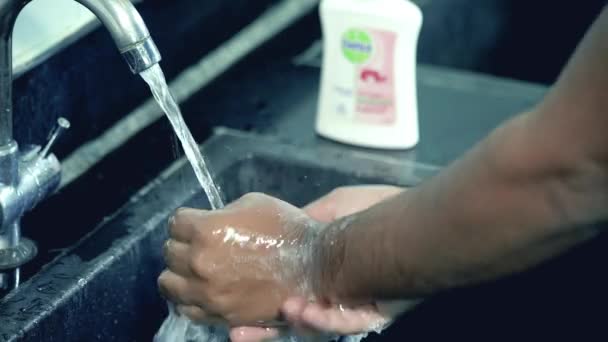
169;207;189;226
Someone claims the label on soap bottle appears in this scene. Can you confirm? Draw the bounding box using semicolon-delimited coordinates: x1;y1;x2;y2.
342;28;397;125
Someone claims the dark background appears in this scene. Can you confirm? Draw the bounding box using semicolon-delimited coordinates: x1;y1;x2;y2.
416;0;607;84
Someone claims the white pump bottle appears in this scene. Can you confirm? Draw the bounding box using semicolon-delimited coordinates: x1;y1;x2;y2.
316;0;423;149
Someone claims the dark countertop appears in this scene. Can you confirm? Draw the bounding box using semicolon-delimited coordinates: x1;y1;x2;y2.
180;39;546;169
239;61;546;167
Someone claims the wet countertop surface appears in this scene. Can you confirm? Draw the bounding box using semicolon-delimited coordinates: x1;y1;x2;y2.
179;41;547;169
229;61;546;167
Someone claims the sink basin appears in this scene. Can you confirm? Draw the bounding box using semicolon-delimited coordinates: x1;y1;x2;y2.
0;128;438;341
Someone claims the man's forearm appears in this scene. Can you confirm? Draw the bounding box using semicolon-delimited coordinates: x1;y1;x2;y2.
318;6;608;303
322;113;599;303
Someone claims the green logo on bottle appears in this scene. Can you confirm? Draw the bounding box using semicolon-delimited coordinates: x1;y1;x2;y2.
342;29;372;64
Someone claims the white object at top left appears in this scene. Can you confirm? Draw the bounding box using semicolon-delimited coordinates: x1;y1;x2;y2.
12;0;141;77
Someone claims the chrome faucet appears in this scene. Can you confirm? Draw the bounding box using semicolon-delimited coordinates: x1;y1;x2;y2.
0;0;161;292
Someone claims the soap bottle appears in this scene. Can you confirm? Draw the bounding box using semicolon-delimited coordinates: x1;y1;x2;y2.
316;0;423;149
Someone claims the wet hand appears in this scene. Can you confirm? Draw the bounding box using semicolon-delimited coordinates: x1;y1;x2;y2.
230;185;415;341
158;193;322;327
230;300;415;342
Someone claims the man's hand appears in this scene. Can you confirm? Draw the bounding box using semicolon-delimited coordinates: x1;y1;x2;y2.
303;185;403;222
229;186;416;342
158;193;323;327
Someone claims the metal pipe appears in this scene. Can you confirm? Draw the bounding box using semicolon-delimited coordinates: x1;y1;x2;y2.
0;222;21;291
0;1;24;148
75;0;161;73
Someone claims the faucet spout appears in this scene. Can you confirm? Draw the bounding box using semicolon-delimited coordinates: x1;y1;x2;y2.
75;0;162;74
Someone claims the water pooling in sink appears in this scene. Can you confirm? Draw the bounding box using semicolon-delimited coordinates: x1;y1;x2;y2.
140;65;369;342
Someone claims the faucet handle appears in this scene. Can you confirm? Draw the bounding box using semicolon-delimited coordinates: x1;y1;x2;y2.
39;117;71;159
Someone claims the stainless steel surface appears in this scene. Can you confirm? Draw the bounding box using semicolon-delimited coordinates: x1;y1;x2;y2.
0;150;62;228
0;236;36;270
76;0;150;52
121;37;161;74
0;148;60;291
0;0;160;292
40;117;71;159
